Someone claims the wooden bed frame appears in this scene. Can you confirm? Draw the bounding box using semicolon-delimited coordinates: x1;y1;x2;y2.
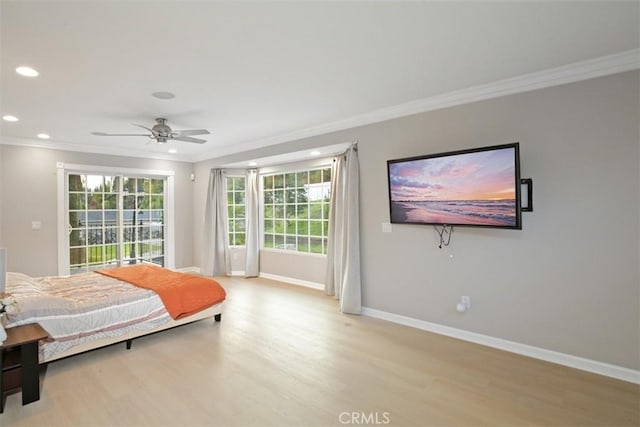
44;303;223;363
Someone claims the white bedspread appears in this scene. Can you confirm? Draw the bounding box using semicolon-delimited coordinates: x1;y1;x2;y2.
4;272;171;362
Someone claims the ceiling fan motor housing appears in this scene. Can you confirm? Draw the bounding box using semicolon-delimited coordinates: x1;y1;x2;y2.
152;118;173;140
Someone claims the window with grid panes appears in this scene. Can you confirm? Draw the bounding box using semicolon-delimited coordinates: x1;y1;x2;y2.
262;167;331;254
67;174;166;274
227;176;246;246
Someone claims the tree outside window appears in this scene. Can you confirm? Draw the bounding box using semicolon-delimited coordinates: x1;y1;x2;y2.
67;174;165;274
263;167;331;254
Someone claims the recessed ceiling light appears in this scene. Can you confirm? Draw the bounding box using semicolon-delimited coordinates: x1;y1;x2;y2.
152;91;175;100
2;115;19;122
168;149;177;154
310;150;321;156
16;66;39;77
37;133;50;139
248;161;257;166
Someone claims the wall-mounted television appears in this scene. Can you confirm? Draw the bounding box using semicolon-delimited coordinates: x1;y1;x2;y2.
387;142;522;229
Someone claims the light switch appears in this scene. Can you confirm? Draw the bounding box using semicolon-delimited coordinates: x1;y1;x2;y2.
382;222;392;233
32;221;42;231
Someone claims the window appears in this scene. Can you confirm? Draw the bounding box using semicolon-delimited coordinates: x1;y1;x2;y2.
122;176;165;267
227;176;246;246
63;167;171;275
263;167;331;254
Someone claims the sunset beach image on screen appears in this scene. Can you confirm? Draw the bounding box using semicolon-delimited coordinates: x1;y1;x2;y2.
388;145;519;227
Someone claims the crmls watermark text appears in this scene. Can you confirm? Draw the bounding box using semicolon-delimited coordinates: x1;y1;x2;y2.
339;411;391;425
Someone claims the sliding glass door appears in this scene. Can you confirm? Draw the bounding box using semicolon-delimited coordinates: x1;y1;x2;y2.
67;173;166;274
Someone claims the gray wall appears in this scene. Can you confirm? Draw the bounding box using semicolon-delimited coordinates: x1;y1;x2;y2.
0;146;195;275
1;71;637;370
0;144;3;245
355;71;639;370
193;71;639;370
260;249;326;284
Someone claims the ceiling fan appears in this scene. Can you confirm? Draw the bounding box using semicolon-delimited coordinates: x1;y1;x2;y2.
92;118;209;144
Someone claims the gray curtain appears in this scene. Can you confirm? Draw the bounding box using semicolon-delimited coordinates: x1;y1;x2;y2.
245;169;260;277
325;144;362;314
202;169;231;276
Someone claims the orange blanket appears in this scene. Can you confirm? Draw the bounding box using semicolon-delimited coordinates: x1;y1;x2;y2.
96;265;226;320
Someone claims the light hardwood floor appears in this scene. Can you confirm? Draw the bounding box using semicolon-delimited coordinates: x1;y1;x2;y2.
1;276;638;426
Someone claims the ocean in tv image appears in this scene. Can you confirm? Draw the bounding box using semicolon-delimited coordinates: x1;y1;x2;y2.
389;146;517;226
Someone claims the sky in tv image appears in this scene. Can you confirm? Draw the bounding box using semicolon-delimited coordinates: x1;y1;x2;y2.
389;147;517;226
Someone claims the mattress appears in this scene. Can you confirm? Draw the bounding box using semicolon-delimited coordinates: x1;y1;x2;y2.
4;271;173;362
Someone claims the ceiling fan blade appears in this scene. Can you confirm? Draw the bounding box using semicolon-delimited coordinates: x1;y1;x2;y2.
92;132;150;137
173;136;207;144
132;123;154;132
173;129;210;137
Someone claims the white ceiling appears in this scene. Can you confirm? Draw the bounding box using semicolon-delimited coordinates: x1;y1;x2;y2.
1;1;638;163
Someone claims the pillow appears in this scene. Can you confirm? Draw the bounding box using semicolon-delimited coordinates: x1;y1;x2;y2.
4;273;71;325
4;293;72;326
7;271;36;283
6;272;47;294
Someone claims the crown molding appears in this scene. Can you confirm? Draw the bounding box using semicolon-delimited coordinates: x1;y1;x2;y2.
194;48;640;162
2;49;638;163
0;136;194;163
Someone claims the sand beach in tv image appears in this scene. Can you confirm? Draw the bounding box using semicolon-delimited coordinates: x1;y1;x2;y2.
388;146;518;227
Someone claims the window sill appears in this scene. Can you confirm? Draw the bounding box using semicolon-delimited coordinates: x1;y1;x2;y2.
260;248;327;258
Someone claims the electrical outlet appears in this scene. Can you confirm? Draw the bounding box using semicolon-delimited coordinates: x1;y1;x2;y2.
461;295;471;309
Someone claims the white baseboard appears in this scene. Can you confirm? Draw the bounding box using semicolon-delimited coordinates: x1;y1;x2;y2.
175;268;638;383
259;272;324;291
361;307;640;384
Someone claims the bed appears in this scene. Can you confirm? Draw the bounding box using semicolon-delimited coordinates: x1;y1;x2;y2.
3;265;226;363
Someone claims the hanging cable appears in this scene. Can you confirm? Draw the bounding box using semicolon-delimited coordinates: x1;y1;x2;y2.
434;225;454;249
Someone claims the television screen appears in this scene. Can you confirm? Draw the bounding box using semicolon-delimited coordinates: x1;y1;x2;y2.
387;142;522;229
